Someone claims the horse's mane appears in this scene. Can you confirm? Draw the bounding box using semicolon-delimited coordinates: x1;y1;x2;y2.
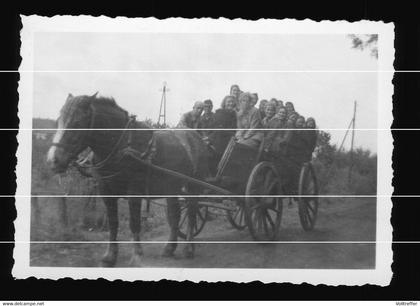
91;96;129;119
91;95;150;129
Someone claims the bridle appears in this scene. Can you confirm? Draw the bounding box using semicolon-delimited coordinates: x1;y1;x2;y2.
51;99;135;174
51;101;97;156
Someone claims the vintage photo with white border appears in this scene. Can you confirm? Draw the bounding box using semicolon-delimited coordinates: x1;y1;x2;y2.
14;16;394;285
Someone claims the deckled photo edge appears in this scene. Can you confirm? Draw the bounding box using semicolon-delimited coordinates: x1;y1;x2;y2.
14;16;394;286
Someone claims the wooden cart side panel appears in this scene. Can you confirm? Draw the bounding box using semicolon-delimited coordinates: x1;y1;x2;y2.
217;142;260;193
216;137;236;178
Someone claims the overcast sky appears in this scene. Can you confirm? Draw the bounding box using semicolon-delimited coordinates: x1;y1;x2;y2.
32;32;379;152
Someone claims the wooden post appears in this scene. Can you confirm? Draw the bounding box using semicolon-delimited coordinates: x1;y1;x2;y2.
348;101;357;184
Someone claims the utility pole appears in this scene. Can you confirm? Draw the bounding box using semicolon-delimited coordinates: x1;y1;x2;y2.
157;82;169;127
147;82;169;217
348;101;357;184
324;101;358;189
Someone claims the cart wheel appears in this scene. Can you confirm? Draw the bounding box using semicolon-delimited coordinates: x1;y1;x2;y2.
178;201;208;239
298;163;319;231
227;202;246;230
244;162;283;240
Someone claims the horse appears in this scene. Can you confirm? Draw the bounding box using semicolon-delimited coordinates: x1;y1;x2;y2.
47;93;210;266
47;93;235;267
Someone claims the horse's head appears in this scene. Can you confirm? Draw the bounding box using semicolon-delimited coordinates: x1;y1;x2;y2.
47;93;97;173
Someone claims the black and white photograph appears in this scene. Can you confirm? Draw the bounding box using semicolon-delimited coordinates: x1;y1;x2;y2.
13;16;394;285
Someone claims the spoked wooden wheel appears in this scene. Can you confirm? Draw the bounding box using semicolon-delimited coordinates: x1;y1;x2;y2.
298;163;319;231
178;200;209;239
244;162;283;241
226;202;247;230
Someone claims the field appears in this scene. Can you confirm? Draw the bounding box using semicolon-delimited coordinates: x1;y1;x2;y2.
30;118;377;269
30;197;376;268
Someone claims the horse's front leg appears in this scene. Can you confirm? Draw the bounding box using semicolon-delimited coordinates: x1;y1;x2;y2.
162;197;180;257
128;197;143;266
101;197;119;267
183;197;198;259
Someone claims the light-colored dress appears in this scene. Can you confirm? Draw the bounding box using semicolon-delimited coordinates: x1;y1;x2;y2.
235;107;263;148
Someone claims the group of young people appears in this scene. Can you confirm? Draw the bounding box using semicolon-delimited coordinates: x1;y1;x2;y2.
177;84;318;165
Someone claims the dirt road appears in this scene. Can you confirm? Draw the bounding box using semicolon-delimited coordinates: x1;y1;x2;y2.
30;198;376;269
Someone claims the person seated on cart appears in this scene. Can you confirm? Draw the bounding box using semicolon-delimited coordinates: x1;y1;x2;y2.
205;100;237;147
261;101;278;127
220;95;237;111
250;93;259;108
262;101;285;153
283;115;309;194
258;99;268;119
177;101;204;129
198;99;215;137
302;117;318;162
289;116;308;161
235;92;263;148
262;111;298;194
265;106;292;155
269;98;280;109
276;99;284;112
285;101;296;118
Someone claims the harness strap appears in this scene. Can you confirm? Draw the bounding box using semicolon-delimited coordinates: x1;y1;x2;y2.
89;116;135;170
127;115;137;147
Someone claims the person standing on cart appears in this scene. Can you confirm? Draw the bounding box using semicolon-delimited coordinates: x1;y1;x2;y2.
235;92;263;148
229;84;241;110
